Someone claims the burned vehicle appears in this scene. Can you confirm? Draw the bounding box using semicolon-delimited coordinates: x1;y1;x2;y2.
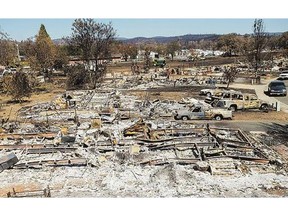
199;88;225;97
174;104;232;121
212;93;269;111
204;90;243;104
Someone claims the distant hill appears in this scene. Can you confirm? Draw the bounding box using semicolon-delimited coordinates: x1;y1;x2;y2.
120;34;221;44
52;32;285;45
52;34;220;45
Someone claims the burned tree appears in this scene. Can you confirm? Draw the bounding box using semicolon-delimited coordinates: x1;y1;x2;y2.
65;65;88;90
131;62;140;75
217;33;242;57
0;31;18;67
278;32;288;57
223;66;239;88
68;19;116;89
35;24;56;76
143;50;151;73
4;72;32;102
166;40;180;61
251;19;267;75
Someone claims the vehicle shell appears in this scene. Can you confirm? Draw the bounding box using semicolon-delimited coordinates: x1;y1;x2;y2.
205;90;242;104
174;104;232;120
200;88;224;97
213;94;269;111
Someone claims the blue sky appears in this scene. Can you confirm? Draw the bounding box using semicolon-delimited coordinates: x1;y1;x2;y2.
0;19;288;41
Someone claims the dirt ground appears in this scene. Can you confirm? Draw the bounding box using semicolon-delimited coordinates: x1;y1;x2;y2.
0;82;65;121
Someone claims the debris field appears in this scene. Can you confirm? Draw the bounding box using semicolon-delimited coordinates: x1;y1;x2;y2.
1;68;288;197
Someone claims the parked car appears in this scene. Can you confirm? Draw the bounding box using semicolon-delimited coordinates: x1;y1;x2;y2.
267;80;287;96
174;104;232;121
278;70;288;80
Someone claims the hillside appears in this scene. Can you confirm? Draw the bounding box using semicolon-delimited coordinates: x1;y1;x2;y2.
120;34;220;44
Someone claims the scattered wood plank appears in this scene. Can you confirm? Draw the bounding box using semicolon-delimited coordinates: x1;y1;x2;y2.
225;155;270;164
26;147;77;154
14;158;87;169
0;133;56;139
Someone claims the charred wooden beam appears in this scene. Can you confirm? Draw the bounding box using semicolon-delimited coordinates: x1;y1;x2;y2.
149;142;215;151
26;147;77;154
218;137;251;145
194;143;201;159
7;187;51;198
140;158;168;166
237;130;252;144
225;155;270;164
204;149;226;157
140;157;200;166
0;144;78;150
0;133;56;140
222;142;255;150
137;138;174;143
0;144;45;150
14;158;87;169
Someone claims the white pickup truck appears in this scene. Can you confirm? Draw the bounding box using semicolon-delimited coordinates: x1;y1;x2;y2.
212;93;269;111
174;104;233;121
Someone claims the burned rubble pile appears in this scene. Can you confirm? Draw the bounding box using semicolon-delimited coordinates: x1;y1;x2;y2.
1;85;288;197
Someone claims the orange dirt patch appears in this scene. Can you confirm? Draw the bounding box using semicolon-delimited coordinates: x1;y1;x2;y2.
0;183;42;197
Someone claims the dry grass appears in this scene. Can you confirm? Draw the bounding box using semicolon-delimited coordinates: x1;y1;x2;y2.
0;183;41;197
0;82;65;121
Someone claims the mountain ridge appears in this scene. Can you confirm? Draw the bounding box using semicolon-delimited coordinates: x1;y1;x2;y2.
52;32;285;45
